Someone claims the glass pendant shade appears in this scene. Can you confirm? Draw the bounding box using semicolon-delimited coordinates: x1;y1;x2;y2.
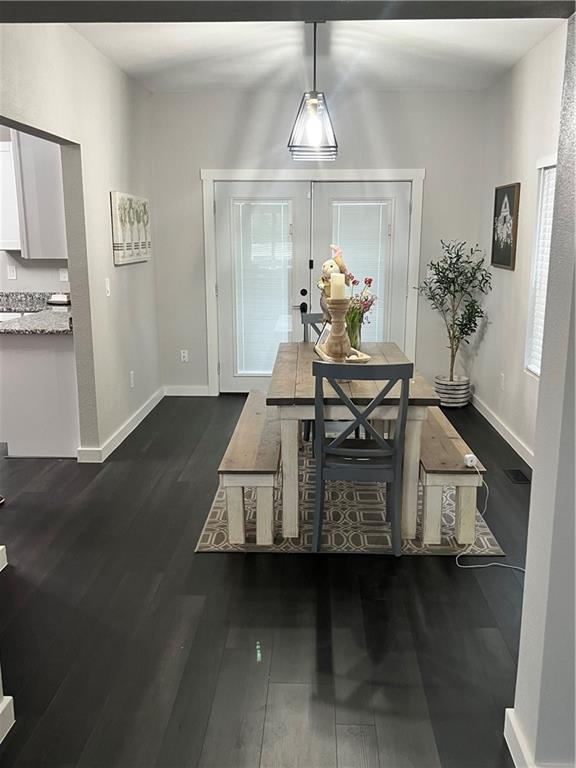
288;23;337;161
288;91;338;161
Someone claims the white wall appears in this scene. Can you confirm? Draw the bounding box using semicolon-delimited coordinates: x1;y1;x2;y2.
505;17;574;766
0;251;69;292
150;25;567;468
0;24;161;449
0;22;566;461
150;88;485;389
469;23;567;464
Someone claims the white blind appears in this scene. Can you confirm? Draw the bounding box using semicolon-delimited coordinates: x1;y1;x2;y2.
526;166;556;376
233;200;292;376
332;201;390;342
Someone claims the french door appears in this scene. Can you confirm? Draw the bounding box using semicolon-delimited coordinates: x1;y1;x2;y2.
215;181;310;392
311;182;411;346
215;179;411;392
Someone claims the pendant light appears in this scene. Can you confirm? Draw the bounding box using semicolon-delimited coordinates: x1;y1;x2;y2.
288;22;338;161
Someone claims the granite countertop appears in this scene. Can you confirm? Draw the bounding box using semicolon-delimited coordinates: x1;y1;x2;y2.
0;292;72;335
0;291;53;313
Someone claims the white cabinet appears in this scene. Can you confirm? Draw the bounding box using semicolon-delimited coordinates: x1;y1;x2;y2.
0;131;68;260
0;142;21;250
0;333;80;457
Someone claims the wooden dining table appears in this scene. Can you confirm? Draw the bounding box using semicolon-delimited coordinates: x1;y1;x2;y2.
266;341;440;541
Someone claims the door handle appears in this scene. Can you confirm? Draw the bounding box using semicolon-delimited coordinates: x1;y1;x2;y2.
293;302;308;313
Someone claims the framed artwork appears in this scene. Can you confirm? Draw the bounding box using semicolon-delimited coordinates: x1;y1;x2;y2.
491;183;520;270
110;191;152;265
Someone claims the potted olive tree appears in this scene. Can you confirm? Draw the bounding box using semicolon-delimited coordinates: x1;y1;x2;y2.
418;240;492;407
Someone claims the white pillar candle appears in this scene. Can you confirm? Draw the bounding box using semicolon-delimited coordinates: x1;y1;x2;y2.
330;272;346;299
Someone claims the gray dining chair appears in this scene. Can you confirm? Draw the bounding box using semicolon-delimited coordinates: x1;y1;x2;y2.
301;312;324;442
312;360;413;556
300;311;361;446
301;311;324;343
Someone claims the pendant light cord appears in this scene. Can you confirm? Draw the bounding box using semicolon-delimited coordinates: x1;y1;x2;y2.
313;21;317;91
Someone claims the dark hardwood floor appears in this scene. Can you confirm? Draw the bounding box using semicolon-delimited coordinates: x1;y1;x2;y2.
0;396;531;768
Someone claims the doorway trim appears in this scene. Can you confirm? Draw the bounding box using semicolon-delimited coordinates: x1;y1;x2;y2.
201;168;425;396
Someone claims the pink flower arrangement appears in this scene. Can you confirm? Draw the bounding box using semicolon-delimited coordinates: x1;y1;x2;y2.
346;274;376;316
345;274;376;348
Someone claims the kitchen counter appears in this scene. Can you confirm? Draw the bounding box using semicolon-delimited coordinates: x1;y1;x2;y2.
0;307;72;334
0;290;78;457
0;291;52;312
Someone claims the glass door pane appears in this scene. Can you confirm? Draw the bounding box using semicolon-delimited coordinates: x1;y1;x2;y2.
216;180;310;392
312;181;411;351
233;200;292;375
332;200;391;342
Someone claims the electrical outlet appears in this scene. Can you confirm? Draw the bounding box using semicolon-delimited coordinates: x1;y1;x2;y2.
499;372;505;391
59;268;69;282
7;265;17;280
105;277;111;297
129;370;135;389
180;349;189;363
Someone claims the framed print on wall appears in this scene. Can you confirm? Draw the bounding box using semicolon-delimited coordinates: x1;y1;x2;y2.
110;191;152;265
491;182;520;270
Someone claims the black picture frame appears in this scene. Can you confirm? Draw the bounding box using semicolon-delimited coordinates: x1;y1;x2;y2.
491;182;521;270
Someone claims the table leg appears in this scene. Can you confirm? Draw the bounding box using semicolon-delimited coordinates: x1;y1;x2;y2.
402;418;423;539
281;418;299;538
422;484;443;544
455;486;477;545
256;487;274;546
226;487;245;544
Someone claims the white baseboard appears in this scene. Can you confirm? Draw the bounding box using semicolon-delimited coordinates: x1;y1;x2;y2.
77;387;164;463
76;384;216;463
504;708;571;768
163;385;212;396
0;695;14;745
505;709;533;767
0;546;6;572
472;395;534;468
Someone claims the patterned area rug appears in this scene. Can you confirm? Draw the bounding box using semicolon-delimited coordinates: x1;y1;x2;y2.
197;446;503;556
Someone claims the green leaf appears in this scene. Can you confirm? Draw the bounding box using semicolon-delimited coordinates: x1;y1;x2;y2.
417;239;492;375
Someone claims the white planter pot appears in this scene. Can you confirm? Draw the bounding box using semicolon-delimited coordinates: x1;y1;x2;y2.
434;375;470;407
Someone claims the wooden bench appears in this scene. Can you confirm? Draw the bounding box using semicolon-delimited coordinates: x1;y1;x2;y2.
419;407;486;545
218;391;280;546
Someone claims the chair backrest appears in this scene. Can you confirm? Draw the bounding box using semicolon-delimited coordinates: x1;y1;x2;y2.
301;312;324;342
312;360;413;462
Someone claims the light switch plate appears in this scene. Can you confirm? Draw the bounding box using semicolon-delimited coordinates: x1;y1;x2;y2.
59;268;69;282
7;265;17;280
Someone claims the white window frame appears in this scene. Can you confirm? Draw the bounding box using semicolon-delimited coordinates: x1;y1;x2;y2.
201;168;425;395
525;155;557;378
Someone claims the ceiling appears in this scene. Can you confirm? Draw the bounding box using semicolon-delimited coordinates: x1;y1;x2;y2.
73;19;563;93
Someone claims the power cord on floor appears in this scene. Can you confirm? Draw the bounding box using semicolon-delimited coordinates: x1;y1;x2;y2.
455;465;526;574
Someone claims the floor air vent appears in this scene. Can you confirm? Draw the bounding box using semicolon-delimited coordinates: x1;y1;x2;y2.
504;468;531;484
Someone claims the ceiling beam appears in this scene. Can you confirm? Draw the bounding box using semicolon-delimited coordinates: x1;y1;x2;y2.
0;0;573;23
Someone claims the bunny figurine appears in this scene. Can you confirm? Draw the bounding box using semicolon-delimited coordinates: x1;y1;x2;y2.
317;245;350;320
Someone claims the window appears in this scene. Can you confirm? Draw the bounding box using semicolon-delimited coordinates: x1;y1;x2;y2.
233;199;292;375
526;165;556;376
331;200;392;342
